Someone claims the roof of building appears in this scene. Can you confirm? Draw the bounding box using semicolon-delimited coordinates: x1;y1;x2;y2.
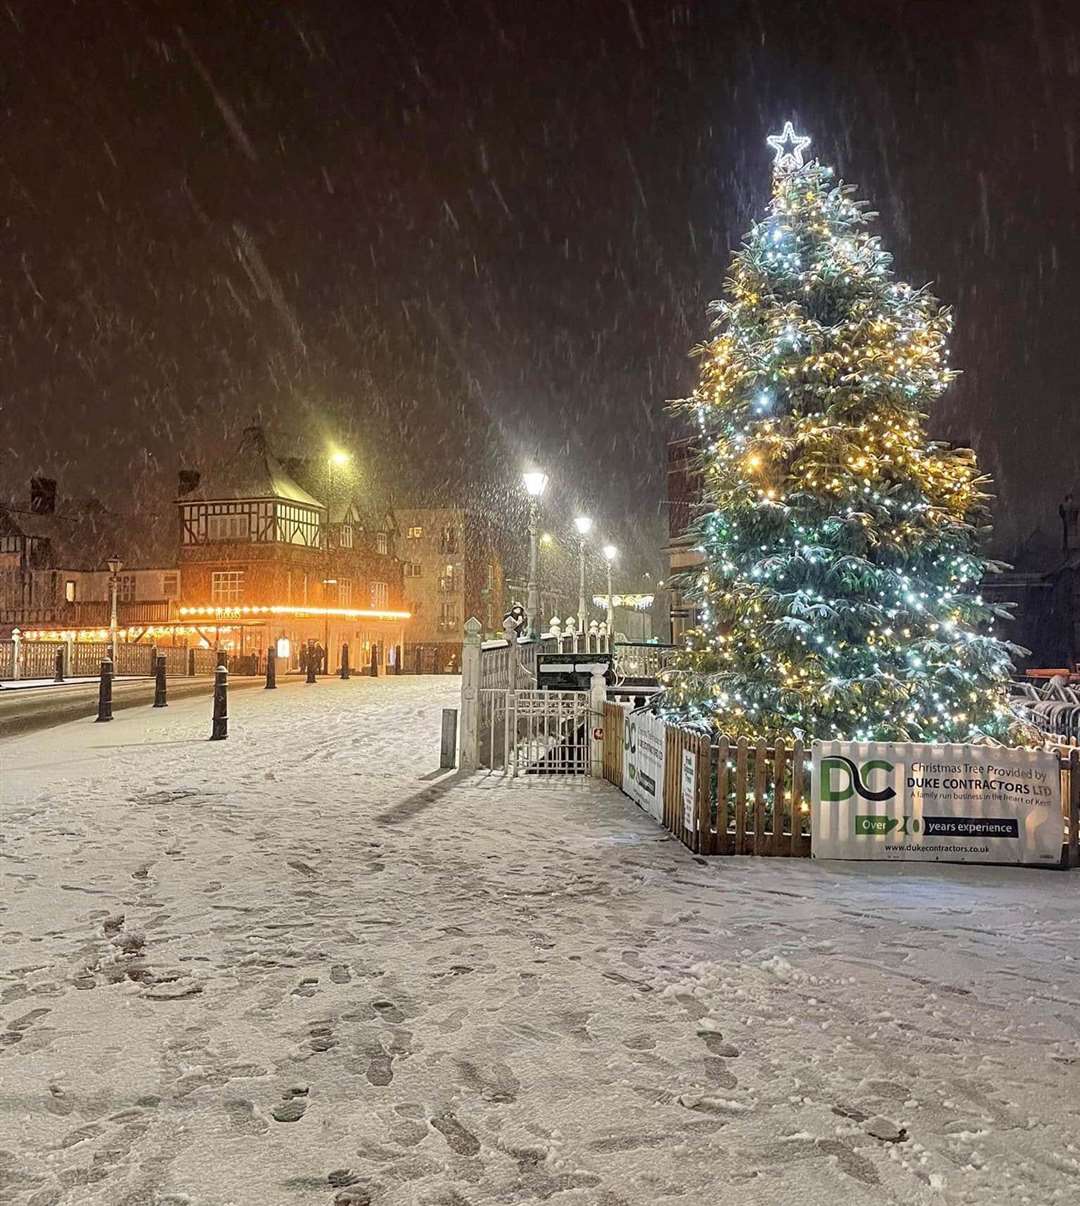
180;425;324;509
0;496;131;571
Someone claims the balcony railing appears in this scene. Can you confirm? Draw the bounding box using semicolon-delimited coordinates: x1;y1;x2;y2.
0;599;173;628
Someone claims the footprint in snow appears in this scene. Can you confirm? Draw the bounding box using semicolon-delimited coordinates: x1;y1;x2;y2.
430;1112;481;1156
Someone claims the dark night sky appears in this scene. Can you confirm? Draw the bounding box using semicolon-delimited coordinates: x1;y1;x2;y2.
3;0;1078;569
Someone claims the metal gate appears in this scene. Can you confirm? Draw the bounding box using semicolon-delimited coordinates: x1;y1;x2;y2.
478;688;593;776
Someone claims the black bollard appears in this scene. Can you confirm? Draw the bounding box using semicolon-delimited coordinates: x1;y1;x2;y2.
210;663;228;740
369;646;379;678
305;641;317;684
394;644;402;675
340;642;350;680
265;650;276;690
153;653;168;707
95;658;113;722
54;645;64;683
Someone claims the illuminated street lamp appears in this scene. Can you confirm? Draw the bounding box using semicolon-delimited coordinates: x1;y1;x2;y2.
325;450;352;669
573;515;593;631
522;470;548;640
602;544;617;634
106;555;123;659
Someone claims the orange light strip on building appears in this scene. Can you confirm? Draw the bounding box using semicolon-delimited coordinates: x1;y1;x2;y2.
177;604;411;621
22;626;209;642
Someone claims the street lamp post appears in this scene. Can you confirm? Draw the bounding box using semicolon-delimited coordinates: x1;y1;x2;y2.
106;555;122;659
573;515;593;632
602;544;617;637
325;450;351;673
522;471;548;640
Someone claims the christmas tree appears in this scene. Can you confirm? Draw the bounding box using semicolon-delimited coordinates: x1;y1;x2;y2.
666;124;1019;743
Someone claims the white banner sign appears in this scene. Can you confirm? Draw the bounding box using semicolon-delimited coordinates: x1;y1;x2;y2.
681;749;697;831
811;741;1062;865
623;708;666;821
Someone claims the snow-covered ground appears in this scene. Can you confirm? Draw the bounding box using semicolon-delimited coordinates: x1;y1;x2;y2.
1;677;1077;1206
0;676;141;691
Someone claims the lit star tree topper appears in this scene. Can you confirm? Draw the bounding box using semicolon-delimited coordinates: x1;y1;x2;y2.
664;138;1021;743
767;121;811;172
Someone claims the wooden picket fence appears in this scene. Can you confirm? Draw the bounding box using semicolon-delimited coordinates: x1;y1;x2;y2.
603;703;1080;867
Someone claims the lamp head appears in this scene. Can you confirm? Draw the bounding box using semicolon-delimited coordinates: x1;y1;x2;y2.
107;555;122;575
329;449;351;467
573;515;593;536
522;470;548;498
602;544;617;563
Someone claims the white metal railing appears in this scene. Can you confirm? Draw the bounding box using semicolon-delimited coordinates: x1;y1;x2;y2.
612;642;678;680
464;617;608;773
477;686;597;776
511;689;591;776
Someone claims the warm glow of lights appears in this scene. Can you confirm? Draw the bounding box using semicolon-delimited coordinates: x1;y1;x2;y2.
602;544;618;562
329;449;351;466
178;604;410;621
573;515;593;536
522;470;548;498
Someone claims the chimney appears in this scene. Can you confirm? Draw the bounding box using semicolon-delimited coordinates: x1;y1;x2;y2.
178;470;201;496
30;477;57;514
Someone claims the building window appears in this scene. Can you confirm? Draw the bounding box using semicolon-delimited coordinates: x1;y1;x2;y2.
117;574;136;603
340;524;353;549
438;600;458;631
439;564;456;592
440;524;457;554
211;571;244;605
65;579;77;603
207;512;253;541
404;561;422;577
407;526;423;539
161;572;179;598
376;531;388;555
486;601;494;629
338;578;352;606
370;581;388;609
486;563;495;591
275;503;320;547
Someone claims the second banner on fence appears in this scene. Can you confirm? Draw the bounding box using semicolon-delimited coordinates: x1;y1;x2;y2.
623;708;666;821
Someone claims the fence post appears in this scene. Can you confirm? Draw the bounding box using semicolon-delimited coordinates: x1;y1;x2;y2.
54;645;65;683
153;654;167;708
589;665;606;778
11;628;21;680
265;649;276;689
369;645;378;678
441;708;458;768
210;663;228;740
95;657;113;722
1070;749;1080;869
394;644;402;674
459;616;482;770
340;642;350;680
188;648;196;677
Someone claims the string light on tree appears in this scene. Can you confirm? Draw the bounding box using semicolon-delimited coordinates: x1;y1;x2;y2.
665;130;1020;744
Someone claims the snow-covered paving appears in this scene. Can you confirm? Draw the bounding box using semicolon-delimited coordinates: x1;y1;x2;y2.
0;676;1077;1206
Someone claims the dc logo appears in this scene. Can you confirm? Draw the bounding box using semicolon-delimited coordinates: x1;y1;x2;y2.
821;756;896;802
